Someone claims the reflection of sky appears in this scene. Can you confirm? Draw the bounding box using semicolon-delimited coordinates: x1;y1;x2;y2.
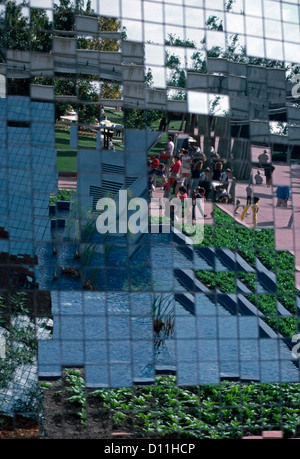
108;0;299;88
14;0;300;88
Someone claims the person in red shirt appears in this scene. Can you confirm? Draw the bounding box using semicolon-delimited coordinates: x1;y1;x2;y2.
178;186;188;202
171;156;181;177
170;155;181;195
163;177;174;199
151;156;160;188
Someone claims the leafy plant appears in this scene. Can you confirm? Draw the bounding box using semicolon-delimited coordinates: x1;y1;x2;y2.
90;376;300;438
152;294;175;347
49;188;76;205
65;369;87;426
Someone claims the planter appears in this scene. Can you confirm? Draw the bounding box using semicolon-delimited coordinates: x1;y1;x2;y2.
51;218;65;229
56;200;71;210
49;204;56;216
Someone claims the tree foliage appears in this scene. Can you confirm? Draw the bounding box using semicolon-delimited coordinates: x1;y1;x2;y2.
0;0;29;60
124;108;164;130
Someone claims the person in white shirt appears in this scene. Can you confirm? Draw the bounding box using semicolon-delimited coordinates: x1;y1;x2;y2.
166;136;174;158
180;150;191;176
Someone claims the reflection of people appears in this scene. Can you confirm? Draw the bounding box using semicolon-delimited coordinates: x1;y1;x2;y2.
220;168;232;186
254;170;263;184
264;165;275;187
212;161;223;180
189;161;203;197
198;167;211;199
241;196;260;227
167;136;174;157
258;149;269;167
108;139;114;151
180;149;191;179
276;186;290;207
191;144;206;162
234;199;242;214
246;184;253;206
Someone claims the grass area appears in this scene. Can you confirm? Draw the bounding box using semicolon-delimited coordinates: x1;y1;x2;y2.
192;206;286;269
56;129;77;171
245;293;300;337
103;107;124;125
56;125;124;171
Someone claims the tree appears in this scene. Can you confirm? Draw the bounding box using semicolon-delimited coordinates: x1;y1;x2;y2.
77;16;122;52
165;33;196;49
165;34;196;98
30;8;52;53
124;108;164;130
0;0;30;61
53;0;75;32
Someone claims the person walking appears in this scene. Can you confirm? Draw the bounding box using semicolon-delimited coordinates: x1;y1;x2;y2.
241;196;260;228
264;165;275;187
246;184;253;206
189;160;203;196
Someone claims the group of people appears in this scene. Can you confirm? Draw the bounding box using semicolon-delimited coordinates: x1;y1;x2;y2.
148;140;293;229
148;137;234;208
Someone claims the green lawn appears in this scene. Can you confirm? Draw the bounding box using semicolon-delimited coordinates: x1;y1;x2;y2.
56;129;77;171
103;107;124;125
56;127;124;171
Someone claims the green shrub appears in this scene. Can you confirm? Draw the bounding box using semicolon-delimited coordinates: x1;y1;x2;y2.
90;376;300;438
49;189;76;205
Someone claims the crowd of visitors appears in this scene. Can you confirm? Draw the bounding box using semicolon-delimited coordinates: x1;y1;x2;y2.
148;137;291;229
148;137;234;208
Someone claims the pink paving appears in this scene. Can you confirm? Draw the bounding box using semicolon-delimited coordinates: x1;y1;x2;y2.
58;174;77;191
243;430;300;439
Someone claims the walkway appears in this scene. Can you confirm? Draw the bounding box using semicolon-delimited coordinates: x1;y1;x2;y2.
58;174;77;191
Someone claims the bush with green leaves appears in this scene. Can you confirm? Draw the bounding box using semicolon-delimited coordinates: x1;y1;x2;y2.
64;369;87;426
246;294;300;337
195;206;294;274
195;271;236;293
90;376;300;438
49;189;76;205
0;293;37;390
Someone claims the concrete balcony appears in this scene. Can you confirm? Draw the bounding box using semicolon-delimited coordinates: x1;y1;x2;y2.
75;15;99;35
30;84;55;102
123;82;145;108
53;36;77;55
146;88;167;111
30;52;54;77
6;50;31;77
122;64;145;83
122;41;144;65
